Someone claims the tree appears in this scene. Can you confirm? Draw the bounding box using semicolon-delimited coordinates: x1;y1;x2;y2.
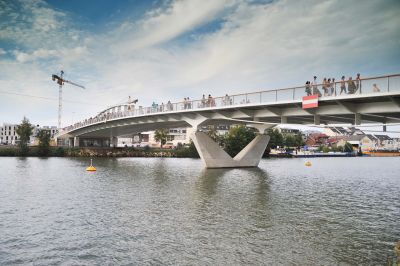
37;129;51;156
154;128;169;148
206;125;224;146
294;133;304;147
15;117;34;155
284;134;296;148
266;128;284;149
223;125;256;157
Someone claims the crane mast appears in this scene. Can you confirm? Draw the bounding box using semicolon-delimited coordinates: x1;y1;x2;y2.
51;70;85;129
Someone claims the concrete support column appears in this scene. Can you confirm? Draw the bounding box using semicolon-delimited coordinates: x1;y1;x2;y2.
191;131;270;168
383;125;387;132
74;137;80;147
354;113;361;125
314;115;320;125
69;138;74;147
110;136;118;147
281;116;287;124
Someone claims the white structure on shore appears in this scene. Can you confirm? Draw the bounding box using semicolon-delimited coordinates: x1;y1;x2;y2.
0;123;18;145
0;123;58;145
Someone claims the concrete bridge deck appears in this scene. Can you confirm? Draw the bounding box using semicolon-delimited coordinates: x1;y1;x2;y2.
56;73;400;168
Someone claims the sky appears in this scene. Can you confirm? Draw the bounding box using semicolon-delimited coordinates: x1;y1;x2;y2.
0;0;400;132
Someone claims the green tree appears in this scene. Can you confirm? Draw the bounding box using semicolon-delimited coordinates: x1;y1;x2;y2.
154;128;169;148
223;125;256;157
284;135;296;147
37;129;51;156
266;128;284;149
206;126;224;146
15;117;34;156
294;133;304;147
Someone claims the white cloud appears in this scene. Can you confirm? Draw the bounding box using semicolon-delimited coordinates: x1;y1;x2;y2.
112;0;234;52
13;46;88;63
0;48;6;55
1;0;400;128
0;0;82;50
95;0;400;102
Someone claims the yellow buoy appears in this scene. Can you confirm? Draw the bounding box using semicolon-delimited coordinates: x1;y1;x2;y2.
305;161;312;167
86;159;96;171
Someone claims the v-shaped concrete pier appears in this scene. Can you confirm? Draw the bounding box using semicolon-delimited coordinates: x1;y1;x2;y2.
191;131;270;168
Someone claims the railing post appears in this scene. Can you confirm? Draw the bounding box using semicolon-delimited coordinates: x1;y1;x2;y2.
275;90;278;102
334;82;337;96
387;76;390;92
292;88;295;100
259;92;262;103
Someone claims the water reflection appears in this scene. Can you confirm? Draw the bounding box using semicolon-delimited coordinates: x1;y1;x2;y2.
196;168;230;196
0;157;399;265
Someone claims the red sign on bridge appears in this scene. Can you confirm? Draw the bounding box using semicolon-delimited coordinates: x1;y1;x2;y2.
302;95;318;109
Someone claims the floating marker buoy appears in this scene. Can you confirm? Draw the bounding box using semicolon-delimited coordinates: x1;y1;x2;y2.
305;161;312;167
86;159;96;171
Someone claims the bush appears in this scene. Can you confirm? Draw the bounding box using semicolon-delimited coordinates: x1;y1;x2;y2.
224;125;256;157
52;147;65;157
175;140;199;158
0;147;18;156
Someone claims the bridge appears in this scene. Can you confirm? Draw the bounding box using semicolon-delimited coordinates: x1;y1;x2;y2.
56;73;400;168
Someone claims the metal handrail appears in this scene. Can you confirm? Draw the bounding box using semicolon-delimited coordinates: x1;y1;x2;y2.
59;73;400;135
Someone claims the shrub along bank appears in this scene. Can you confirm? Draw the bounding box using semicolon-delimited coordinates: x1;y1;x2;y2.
0;146;200;158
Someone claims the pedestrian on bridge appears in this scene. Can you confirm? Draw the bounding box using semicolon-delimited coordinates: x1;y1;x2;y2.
347;77;356;94
322;78;329;96
305;81;312;96
355;73;361;93
201;94;206;108
340;76;347;94
312;76;318;94
330;78;335;95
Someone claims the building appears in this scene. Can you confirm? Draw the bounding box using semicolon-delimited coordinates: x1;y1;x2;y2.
336;135;376;152
30;125;58;145
117;134;150;147
305;133;329;147
374;135;394;150
0;123;18;145
278;127;301;135
0;123;58;145
148;127;195;148
323;126;365;137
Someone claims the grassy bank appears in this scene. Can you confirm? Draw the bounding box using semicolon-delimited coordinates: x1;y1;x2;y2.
0;146;200;158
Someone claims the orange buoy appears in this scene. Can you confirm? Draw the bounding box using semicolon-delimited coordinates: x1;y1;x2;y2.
305;161;312;167
86;159;96;171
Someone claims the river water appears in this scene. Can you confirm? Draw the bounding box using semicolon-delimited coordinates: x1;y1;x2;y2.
0;157;399;265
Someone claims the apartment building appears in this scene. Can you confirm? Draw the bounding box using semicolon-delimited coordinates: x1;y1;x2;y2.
0;123;58;145
0;123;18;145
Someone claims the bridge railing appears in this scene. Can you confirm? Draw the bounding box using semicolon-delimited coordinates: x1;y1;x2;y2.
59;74;400;134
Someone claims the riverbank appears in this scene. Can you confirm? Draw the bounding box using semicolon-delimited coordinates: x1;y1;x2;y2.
0;146;200;158
1;146;399;158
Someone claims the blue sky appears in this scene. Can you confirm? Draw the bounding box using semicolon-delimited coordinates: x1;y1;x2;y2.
0;0;400;131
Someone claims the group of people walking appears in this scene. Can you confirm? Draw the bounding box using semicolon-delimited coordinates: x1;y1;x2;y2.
305;73;362;96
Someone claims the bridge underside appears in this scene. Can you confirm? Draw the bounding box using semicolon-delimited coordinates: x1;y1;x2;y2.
60;93;400;138
57;92;400;168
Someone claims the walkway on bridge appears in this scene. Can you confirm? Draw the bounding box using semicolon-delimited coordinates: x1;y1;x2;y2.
57;73;400;168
